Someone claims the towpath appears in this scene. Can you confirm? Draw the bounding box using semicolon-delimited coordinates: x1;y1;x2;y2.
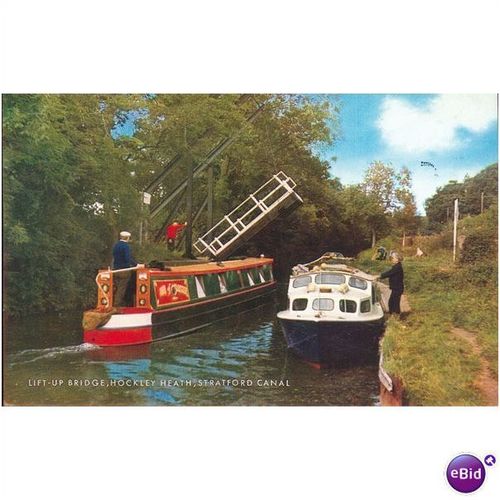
452;327;498;406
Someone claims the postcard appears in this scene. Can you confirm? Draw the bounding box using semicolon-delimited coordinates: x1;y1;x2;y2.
2;93;497;410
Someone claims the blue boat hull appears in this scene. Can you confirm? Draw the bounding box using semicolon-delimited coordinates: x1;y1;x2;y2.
279;317;384;368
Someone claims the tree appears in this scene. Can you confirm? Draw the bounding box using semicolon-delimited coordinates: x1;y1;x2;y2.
337;185;389;253
393;166;418;245
361;161;418;246
424;164;498;231
3;94;142;314
361;161;397;212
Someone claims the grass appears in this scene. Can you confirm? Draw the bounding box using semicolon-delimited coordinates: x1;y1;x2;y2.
355;242;497;406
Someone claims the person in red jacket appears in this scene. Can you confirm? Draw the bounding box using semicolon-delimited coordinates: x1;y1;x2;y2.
166;221;187;250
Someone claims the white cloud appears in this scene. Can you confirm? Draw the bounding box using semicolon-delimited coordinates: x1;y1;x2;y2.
377;94;497;154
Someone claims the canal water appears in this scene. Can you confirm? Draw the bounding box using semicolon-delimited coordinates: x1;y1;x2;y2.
3;291;381;406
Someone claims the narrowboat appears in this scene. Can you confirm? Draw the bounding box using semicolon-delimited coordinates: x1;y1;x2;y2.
278;257;384;368
83;257;276;347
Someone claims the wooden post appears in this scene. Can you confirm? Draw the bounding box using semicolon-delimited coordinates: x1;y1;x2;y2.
481;191;484;213
184;159;194;258
207;164;214;229
453;198;459;262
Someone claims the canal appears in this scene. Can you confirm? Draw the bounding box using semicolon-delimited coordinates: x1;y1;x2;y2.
3;289;381;406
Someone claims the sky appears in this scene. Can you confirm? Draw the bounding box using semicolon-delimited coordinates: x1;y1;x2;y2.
321;94;498;213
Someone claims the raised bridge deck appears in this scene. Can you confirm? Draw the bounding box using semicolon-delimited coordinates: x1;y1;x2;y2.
194;171;303;259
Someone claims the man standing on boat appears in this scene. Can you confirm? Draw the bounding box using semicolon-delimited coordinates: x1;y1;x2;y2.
112;231;143;307
376;252;404;315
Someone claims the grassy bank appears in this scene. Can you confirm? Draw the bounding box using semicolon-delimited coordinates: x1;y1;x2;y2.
354;226;497;406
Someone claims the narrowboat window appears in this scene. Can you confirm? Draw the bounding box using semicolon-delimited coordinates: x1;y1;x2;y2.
293;275;312;288
240;270;250;287
218;274;228;293
202;273;221;295
348;276;367;290
292;298;308;311
262;265;272;281
249;268;261;285
224;270;241;291
339;299;357;313
360;299;371;313
312;298;334;311
314;273;345;285
186;276;198;299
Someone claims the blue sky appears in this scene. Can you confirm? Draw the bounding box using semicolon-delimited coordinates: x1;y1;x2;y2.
320;94;498;213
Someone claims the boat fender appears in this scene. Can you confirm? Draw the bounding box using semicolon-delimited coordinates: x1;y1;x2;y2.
82;308;118;331
337;283;349;294
307;283;317;293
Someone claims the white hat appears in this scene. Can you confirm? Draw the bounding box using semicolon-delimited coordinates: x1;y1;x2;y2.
120;231;131;239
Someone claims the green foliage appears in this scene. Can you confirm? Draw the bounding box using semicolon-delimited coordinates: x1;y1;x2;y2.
425;164;498;230
459;205;498;263
361;161;397;211
132;241;182;263
360;161;419;244
460;229;497;263
3;95;144;315
336;185;390;253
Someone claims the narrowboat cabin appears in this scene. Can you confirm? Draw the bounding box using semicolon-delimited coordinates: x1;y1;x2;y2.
83;257;276;347
278;262;384;368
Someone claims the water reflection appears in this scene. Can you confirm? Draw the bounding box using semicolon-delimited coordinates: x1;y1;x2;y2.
3;300;380;406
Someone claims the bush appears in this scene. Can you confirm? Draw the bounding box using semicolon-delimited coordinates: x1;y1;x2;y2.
454;260;498;287
416;229;453;254
460;229;497;263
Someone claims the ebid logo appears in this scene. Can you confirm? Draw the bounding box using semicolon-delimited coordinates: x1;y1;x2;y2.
446;454;495;493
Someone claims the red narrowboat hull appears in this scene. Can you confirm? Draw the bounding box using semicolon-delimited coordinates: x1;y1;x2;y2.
84;274;276;347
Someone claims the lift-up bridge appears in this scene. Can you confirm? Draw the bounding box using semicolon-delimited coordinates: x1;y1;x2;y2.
193;171;302;259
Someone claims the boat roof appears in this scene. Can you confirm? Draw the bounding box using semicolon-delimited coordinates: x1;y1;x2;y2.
290;264;374;281
149;257;273;275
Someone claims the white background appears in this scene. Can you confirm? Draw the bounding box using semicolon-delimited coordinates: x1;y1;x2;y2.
1;1;499;499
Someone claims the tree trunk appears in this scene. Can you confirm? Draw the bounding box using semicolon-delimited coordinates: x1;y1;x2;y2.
371;228;376;248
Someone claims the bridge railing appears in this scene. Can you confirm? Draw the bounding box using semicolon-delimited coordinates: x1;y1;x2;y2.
194;171;302;258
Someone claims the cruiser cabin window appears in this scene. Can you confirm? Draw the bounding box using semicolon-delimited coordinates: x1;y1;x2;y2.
314;273;345;285
339;299;357;313
360;299;371;313
312;298;334;311
292;298;308;311
293;276;312;288
348;276;367;290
